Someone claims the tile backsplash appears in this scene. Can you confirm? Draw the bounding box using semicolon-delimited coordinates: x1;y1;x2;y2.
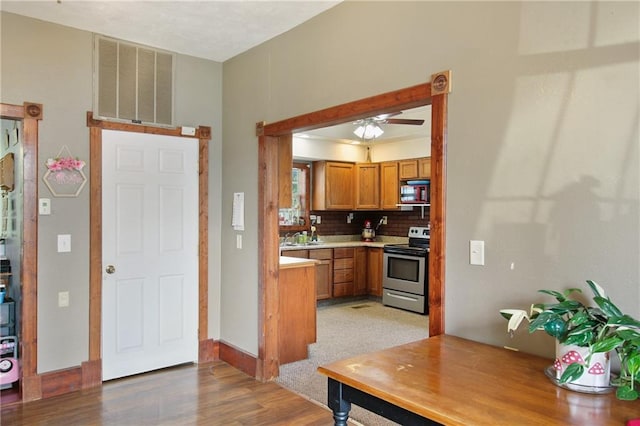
310;209;429;237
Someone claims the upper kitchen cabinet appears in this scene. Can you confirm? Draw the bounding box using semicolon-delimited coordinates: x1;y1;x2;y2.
398;157;431;180
418;157;431;179
354;163;380;210
312;161;354;210
380;161;399;210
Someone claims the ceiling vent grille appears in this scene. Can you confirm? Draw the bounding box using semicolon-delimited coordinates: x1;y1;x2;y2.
94;35;175;127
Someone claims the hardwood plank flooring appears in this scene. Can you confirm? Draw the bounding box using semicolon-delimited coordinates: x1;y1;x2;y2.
1;361;336;425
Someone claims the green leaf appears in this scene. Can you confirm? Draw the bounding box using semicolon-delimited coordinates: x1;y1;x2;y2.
593;296;623;318
568;310;589;326
543;317;567;339
559;363;585;383
539;289;567;302
586;280;604;298
608;315;640;328
626;352;640;376
563;330;594;346
591;336;624;353
616;385;639;401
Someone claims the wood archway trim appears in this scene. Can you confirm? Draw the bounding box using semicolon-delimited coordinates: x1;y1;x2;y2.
0;102;42;401
86;113;213;386
257;80;448;380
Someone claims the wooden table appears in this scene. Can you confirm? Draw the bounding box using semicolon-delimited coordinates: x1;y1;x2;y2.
317;335;639;425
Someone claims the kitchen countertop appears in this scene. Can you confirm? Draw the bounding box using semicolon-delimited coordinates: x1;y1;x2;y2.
279;236;408;253
279;256;320;269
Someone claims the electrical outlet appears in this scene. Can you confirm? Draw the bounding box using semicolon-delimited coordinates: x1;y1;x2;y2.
382;216;388;225
316;215;321;224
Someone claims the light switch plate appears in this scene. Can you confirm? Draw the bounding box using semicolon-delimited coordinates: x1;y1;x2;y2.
39;198;51;215
58;291;69;307
58;234;71;253
470;240;485;265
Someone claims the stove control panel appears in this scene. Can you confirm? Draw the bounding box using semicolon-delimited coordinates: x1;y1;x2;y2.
408;226;430;239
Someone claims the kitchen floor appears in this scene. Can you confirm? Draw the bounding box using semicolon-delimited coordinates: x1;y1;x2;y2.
276;299;429;426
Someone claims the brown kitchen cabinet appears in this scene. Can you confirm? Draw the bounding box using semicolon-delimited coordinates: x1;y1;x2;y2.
279;261;317;364
332;247;354;297
354;163;380;210
354;247;367;296
312;161;355;210
398;157;431;180
380;161;399;210
284;249;308;259
309;248;332;300
367;247;383;297
418;157;431;179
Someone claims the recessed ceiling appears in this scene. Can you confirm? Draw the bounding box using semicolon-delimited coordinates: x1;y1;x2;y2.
1;0;342;62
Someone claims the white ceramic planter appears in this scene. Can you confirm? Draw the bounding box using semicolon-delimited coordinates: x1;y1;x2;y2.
554;342;611;389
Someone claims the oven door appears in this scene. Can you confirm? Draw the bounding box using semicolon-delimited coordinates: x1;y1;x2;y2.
382;251;426;295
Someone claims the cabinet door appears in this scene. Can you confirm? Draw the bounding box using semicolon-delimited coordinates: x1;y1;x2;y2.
309;249;332;300
367;248;383;297
333;247;354;297
314;259;332;300
312;161;355;210
418;157;431;179
355;163;380;210
354;247;367;296
398;159;419;180
380;161;399;210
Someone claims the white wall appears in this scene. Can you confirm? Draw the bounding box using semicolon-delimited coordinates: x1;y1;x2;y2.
222;1;639;357
0;12;223;372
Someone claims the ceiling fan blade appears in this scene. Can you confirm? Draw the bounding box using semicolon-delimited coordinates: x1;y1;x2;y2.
385;118;425;125
375;111;402;120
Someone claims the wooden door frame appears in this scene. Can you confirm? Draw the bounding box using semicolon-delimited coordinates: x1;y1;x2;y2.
257;73;450;380
0;102;42;401
86;113;213;385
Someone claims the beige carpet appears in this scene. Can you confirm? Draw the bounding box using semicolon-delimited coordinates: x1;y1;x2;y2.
276;300;429;426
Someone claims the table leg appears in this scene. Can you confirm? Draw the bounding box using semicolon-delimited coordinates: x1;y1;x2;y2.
328;378;351;426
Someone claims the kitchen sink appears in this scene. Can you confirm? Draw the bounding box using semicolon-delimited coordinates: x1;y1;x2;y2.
280;241;324;248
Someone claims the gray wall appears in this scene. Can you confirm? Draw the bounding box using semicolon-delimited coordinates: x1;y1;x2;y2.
1;12;223;372
222;1;639;357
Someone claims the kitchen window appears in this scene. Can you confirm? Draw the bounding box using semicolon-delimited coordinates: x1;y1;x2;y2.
279;162;310;231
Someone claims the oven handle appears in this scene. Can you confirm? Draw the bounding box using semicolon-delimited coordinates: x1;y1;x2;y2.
385;292;419;302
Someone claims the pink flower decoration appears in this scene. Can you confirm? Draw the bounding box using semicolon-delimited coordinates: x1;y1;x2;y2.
554;358;562;371
46;156;85;171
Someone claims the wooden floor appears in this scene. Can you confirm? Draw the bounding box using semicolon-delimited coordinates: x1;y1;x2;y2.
1;361;336;425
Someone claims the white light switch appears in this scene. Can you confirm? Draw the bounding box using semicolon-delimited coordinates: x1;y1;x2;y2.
58;234;71;252
470;240;485;265
236;234;242;249
58;291;69;307
39;198;51;215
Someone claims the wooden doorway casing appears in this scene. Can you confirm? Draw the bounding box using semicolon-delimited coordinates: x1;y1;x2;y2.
86;114;214;384
0;102;42;401
257;78;448;380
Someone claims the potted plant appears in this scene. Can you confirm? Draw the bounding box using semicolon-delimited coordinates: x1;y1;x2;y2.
500;280;640;400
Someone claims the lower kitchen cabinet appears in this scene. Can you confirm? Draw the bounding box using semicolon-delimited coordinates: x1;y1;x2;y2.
354;247;367;295
367;247;383;297
332;247;354;297
309;249;332;300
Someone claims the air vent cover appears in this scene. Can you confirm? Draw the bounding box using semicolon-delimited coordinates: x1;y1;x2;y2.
94;35;175;126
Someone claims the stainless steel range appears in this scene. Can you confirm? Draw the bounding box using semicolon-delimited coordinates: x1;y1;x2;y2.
382;226;429;314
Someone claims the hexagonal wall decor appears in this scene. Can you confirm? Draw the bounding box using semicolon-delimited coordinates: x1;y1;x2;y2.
43;145;87;197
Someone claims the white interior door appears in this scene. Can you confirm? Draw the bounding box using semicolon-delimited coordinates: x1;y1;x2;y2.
102;129;199;381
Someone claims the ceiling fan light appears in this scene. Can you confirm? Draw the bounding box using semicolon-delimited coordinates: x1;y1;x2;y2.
353;122;384;140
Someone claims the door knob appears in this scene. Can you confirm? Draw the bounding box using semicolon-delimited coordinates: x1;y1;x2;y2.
105;265;116;274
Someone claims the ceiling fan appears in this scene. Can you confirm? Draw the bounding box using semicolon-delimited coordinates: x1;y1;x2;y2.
353;112;425;140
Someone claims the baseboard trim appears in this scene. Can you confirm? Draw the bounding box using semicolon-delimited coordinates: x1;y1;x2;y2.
41;367;83;399
218;341;257;377
199;338;217;363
